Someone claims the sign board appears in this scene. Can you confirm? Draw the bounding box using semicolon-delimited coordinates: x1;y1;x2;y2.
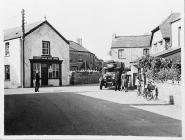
33;56;59;60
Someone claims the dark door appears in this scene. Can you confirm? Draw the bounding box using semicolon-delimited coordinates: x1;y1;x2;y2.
133;73;138;89
41;64;48;86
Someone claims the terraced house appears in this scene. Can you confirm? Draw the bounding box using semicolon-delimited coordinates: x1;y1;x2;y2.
150;13;181;61
109;34;151;88
4;20;70;88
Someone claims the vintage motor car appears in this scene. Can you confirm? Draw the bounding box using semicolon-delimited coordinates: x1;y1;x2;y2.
99;67;116;90
99;61;124;90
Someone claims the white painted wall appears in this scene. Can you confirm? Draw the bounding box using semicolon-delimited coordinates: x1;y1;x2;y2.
111;47;146;67
24;23;70;87
4;39;21;88
171;19;182;49
150;30;166;55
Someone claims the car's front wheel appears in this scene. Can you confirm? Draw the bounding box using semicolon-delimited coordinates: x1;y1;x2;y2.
100;84;103;90
100;81;103;90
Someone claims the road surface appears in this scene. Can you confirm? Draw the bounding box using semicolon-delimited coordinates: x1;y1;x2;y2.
4;88;181;136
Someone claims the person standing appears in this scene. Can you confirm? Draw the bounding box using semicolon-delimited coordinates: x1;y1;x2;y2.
118;70;122;91
35;70;40;92
121;72;125;91
136;76;141;96
115;71;119;91
115;71;121;91
124;73;128;92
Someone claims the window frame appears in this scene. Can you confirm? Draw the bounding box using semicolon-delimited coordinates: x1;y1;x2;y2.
158;40;163;45
78;54;83;62
42;41;50;56
5;42;10;57
178;26;181;47
4;65;10;80
143;48;149;55
48;63;60;79
118;49;125;59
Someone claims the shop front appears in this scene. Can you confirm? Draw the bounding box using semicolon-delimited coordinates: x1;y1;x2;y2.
30;56;63;87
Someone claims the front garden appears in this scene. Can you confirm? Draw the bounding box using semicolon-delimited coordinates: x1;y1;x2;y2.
136;55;181;83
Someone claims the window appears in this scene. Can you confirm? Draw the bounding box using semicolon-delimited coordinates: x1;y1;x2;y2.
118;49;125;59
143;49;149;55
159;40;163;45
5;42;10;56
42;41;50;55
48;64;60;78
33;63;41;79
78;54;83;62
178;26;181;47
72;66;78;71
48;64;53;78
154;43;158;52
4;65;10;80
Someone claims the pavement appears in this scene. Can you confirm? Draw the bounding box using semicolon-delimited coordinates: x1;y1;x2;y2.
4;84;182;120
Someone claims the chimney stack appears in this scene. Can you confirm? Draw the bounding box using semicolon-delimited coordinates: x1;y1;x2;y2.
112;33;116;40
77;38;82;46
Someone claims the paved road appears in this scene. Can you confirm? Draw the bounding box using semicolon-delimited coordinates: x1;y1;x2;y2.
4;90;181;136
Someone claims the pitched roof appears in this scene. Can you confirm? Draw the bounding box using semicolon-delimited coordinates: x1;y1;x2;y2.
4;21;43;41
4;20;69;44
159;13;181;39
69;41;91;53
152;47;181;58
111;35;151;49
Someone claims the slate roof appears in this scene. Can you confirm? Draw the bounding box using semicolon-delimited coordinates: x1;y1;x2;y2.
111;35;151;49
4;21;44;41
159;13;181;39
152;47;181;58
4;20;69;44
69;41;91;53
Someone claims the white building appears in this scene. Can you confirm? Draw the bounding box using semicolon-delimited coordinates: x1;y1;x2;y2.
150;13;181;60
110;34;151;88
4;20;70;88
171;17;182;49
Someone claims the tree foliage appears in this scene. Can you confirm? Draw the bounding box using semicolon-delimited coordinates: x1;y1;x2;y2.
136;55;181;82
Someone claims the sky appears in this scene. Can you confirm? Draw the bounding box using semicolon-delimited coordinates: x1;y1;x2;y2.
2;0;183;61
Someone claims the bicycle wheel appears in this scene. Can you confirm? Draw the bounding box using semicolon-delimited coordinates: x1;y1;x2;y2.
146;92;153;101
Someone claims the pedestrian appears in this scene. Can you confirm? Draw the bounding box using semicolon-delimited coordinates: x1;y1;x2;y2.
35;70;40;92
121;72;126;91
124;73;128;92
115;71;121;91
136;76;141;96
117;70;122;91
115;71;118;91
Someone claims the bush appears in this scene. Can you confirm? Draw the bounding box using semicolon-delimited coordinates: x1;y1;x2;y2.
137;55;181;83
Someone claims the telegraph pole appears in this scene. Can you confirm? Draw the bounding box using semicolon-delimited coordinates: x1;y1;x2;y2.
21;9;25;88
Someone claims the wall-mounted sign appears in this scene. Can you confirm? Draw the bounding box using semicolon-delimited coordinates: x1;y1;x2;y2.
33;56;59;60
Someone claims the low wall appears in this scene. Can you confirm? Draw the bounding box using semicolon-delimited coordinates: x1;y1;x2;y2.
155;82;181;107
70;71;101;85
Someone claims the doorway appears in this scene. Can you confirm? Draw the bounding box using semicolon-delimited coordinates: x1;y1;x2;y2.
133;73;138;89
41;64;48;86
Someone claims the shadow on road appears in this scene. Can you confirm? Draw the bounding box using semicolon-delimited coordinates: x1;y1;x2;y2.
4;92;182;136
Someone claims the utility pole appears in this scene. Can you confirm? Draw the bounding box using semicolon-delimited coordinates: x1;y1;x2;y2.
21;9;25;88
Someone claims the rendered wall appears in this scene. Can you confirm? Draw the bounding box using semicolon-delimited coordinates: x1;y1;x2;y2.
111;47;146;67
24;23;70;87
4;39;21;88
150;30;166;55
